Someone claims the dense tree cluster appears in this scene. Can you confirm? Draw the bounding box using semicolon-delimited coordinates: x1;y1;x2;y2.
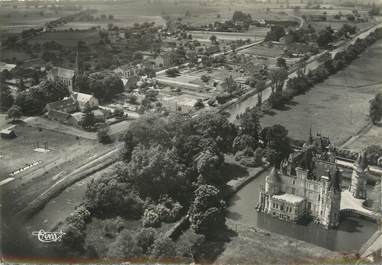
78;73;124;103
14;79;69;115
369;92;382;125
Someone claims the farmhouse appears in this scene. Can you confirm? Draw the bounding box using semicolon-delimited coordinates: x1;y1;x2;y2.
47;110;82;128
72;92;99;111
47;67;75;92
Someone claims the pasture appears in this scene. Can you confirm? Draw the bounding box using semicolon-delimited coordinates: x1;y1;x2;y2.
261;40;382;145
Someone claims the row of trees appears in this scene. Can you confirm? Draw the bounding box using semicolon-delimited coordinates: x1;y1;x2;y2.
270;29;380;110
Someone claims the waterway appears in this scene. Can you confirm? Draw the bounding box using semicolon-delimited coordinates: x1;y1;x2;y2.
226;169;378;252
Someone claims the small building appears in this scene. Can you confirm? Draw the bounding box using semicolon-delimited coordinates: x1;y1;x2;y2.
0;126;16;139
72;92;99;111
47;67;75;92
92;109;105;122
0;62;16;72
45;97;78;113
113;64;138;79
71;112;85;127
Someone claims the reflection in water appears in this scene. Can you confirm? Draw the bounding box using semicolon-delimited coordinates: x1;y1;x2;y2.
226;169;377;252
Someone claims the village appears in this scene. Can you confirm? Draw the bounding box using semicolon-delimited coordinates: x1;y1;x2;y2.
1;0;382;264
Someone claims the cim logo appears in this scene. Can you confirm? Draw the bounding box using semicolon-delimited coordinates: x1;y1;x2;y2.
32;229;65;243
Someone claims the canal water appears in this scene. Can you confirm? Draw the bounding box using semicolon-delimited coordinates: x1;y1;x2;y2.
226;169;378;252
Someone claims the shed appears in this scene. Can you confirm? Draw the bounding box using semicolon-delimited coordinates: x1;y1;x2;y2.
0;126;16;139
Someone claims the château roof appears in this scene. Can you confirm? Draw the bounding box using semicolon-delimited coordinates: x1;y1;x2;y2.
273;193;305;204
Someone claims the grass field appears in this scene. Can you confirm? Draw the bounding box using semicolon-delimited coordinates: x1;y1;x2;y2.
28;30;100;47
0;121;98;180
261;40;382;146
344;124;382;151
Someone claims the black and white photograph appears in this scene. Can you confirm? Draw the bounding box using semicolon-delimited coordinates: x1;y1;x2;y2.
0;0;382;264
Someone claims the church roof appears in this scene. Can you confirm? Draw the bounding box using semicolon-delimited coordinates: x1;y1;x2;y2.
73;92;96;103
50;67;75;79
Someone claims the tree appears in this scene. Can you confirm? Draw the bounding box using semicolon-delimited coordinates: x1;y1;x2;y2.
165;68;180;77
276;57;288;69
269;68;288;94
85;177;144;218
237;107;261;141
150;236;177;260
7;105;22;121
81;111;96;130
39;80;69;102
365;145;382;166
194;99;205;110
369;93;382;125
261;124;291;166
0;83;14;111
188;185;225;238
317;27;334;48
123;144;184;199
209;35;217;44
114;107;124;118
97;125;112;144
107;230;143;259
265;26;285;42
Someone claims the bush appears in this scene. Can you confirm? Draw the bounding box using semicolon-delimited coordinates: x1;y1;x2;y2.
142;209;161;228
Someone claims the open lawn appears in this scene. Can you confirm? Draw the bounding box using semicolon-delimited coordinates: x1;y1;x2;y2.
261;40;382;146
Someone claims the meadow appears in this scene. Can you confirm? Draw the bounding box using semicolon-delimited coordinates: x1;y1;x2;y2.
261;40;382;146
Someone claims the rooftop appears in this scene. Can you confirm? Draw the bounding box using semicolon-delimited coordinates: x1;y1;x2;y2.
273;193;305;204
49;67;75;79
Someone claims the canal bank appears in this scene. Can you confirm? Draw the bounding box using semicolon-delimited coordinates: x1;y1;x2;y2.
226;168;378;252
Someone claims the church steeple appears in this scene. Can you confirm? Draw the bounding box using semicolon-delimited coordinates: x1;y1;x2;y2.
308;127;313;145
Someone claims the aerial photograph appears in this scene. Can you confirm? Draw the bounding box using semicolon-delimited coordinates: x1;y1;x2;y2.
0;0;381;264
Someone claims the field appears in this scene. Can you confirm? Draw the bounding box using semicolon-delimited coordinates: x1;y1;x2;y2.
28;30;100;47
0;6;76;38
261;40;382;146
238;43;284;57
0;119;99;181
344;125;382;152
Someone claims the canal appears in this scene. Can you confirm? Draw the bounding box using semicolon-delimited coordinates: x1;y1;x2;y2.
226;169;378;252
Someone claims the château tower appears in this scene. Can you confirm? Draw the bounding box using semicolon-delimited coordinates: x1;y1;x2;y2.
350;151;368;199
